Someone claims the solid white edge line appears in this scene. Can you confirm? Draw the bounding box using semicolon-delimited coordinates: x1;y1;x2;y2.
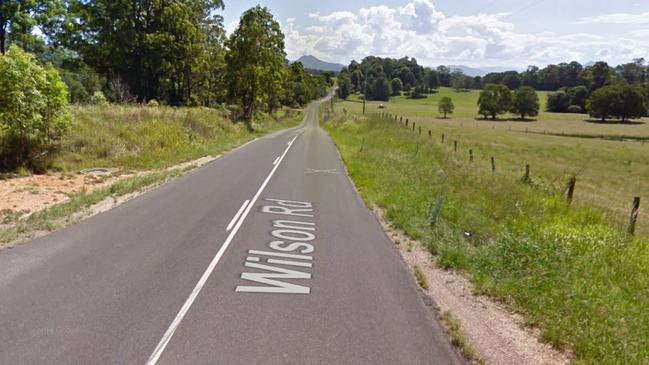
145;133;299;365
225;200;249;232
272;156;280;165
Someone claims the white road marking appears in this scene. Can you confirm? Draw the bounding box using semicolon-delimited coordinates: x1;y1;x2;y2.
226;200;249;232
145;133;300;365
273;156;280;165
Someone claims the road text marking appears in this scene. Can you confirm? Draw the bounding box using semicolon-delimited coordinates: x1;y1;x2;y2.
236;199;316;294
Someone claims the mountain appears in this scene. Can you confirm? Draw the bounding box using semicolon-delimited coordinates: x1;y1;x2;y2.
295;55;345;72
448;65;524;77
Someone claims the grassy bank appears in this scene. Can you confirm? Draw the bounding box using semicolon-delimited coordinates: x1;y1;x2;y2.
325;114;649;364
52;104;303;171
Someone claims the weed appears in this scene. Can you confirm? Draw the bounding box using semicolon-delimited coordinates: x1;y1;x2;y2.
413;265;429;290
441;311;484;364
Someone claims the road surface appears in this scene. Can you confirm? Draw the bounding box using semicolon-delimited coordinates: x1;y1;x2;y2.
0;95;464;364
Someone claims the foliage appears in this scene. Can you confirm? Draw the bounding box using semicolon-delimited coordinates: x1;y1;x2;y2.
546;90;570;113
337;74;352;100
0;46;71;170
0;0;65;54
282;62;329;107
587;84;647;121
408;84;426;99
438;96;454;118
511;86;539;119
59;0;225;105
89;91;108;105
391;77;403;96
369;76;392;101
478;84;511;119
225;5;286;123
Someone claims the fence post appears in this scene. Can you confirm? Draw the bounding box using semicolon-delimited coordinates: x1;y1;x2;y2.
418;126;422;135
453;140;457;152
566;176;576;205
522;164;530;183
428;130;431;138
441;134;445;143
491;156;495;173
628;197;641;235
412;122;416;131
469;149;473;162
406;119;409;127
430;197;445;227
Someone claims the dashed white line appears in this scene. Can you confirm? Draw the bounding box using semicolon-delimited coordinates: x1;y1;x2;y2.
145;133;300;365
226;200;249;232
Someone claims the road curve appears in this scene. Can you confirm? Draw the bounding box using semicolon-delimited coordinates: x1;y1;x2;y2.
0;95;464;364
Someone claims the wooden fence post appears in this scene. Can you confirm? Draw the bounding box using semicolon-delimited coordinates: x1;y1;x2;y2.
628;197;641;235
405;119;409;127
428;130;431;138
441;134;445;143
566;176;576;205
430;197;445;227
453;140;457;152
469;149;473;162
412;122;416;131
491;156;495;173
400;116;403;123
522;164;530;183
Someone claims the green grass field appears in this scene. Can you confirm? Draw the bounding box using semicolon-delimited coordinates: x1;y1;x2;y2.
336;88;649;236
324;113;649;364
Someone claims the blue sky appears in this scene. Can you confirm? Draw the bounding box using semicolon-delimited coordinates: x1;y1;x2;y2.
221;0;649;68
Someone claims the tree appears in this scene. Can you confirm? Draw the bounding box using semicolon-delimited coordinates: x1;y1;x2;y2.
583;61;613;92
225;5;286;124
511;86;539;120
546;90;570;112
0;0;66;54
369;76;391;101
567;85;589;111
438;96;454;118
478;84;512;119
337;74;352;100
451;70;466;91
0;47;71;170
409;84;426;99
587;84;646;122
391;78;403;96
61;0;224;104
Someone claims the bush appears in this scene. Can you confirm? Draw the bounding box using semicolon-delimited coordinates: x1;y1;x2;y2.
89;91;108;105
0;47;71;171
567;105;583;113
147;99;160;107
546;90;570;112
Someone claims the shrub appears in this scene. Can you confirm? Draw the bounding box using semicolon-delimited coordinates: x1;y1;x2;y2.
546;90;570;112
89;91;108;105
567;105;583;113
147;99;160;107
0;47;71;171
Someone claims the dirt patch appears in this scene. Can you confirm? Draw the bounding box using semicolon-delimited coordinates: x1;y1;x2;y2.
373;206;571;365
0;155;218;224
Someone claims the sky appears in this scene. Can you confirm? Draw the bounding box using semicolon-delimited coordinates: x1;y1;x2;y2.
220;0;649;69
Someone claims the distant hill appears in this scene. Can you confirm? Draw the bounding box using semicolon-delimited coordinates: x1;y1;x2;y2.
448;65;524;77
295;55;344;72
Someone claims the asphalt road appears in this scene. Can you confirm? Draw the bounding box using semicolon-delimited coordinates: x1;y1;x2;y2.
0;95;464;364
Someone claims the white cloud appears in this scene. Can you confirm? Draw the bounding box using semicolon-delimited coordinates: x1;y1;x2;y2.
283;1;649;68
577;11;649;25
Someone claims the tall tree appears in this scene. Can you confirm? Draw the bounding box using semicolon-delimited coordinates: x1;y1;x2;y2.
478;84;512;119
0;0;65;54
225;5;286;124
511;86;539;120
61;0;224;104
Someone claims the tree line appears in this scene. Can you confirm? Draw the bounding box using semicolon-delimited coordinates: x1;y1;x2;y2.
0;2;331;170
0;1;331;109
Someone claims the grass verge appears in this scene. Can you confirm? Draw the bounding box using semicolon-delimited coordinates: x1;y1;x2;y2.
325;113;649;364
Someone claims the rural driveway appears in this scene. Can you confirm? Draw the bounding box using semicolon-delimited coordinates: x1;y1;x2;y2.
0;94;464;364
